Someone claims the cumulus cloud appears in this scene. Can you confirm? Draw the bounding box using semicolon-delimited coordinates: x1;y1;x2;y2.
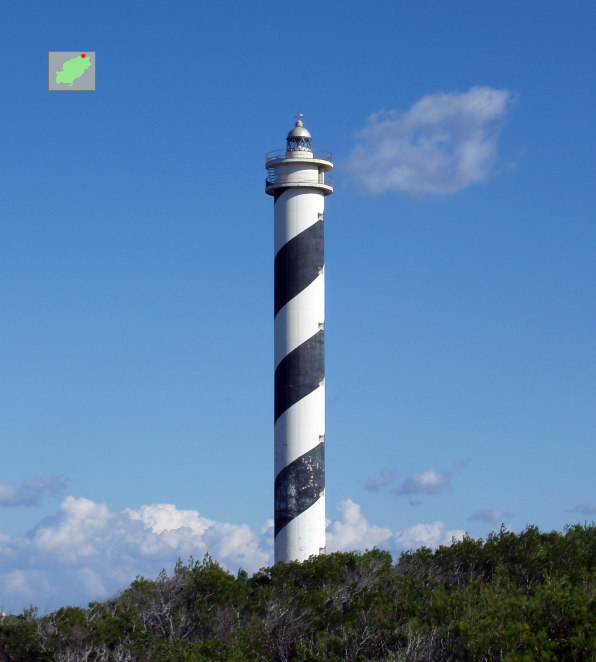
394;469;452;495
0;497;271;614
571;501;596;515
326;499;464;554
364;468;397;492
0;475;65;507
344;87;515;195
0;496;464;615
469;509;510;523
394;521;465;550
326;499;393;551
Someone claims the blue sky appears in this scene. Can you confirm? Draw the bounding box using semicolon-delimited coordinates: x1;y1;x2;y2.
1;0;595;613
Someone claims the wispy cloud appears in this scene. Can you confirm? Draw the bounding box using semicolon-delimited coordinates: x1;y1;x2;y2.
394;469;452;495
571;501;596;515
469;509;510;523
0;496;465;614
0;475;65;507
364;468;397;492
344;86;515;195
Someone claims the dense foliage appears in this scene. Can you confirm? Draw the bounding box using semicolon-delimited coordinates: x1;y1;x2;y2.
1;524;595;661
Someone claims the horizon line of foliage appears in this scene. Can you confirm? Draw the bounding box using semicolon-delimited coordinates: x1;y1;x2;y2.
1;523;595;661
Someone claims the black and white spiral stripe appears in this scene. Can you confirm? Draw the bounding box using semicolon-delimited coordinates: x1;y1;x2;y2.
273;189;325;558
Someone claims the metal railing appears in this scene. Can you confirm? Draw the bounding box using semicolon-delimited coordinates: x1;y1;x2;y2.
265;174;333;188
265;149;333;165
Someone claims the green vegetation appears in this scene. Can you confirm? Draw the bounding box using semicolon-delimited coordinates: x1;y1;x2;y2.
1;524;595;660
55;56;92;86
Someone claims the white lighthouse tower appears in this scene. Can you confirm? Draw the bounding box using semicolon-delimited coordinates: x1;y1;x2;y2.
265;115;333;563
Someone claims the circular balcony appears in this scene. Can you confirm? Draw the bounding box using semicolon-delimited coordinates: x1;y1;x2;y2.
265;173;333;196
265;149;333;167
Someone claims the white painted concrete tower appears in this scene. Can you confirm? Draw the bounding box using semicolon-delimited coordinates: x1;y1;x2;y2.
265;115;333;563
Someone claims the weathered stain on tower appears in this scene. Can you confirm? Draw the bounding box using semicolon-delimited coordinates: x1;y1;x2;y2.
265;115;333;563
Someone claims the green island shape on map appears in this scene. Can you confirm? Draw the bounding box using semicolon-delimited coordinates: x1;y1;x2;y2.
55;56;92;86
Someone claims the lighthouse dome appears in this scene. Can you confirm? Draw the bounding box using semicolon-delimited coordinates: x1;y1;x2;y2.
286;123;311;140
286;116;312;151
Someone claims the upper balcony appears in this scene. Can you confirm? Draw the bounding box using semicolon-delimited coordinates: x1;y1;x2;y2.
265;149;333;167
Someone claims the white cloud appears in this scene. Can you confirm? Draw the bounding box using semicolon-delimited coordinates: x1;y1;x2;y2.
344;87;515;195
0;497;271;614
394;469;452;495
33;497;115;562
326;499;393;552
571;501;596;515
0;496;464;615
0;475;65;507
327;500;464;554
469;509;509;523
364;468;397;491
394;522;465;550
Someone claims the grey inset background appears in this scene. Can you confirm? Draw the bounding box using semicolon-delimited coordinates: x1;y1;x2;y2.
49;51;96;91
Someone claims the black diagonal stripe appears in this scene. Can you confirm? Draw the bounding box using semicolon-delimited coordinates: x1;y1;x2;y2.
275;442;325;536
273;188;288;203
274;330;324;422
274;220;324;316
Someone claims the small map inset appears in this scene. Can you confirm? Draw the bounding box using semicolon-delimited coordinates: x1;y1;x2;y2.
49;52;96;91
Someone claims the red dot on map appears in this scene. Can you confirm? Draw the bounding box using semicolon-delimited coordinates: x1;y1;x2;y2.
81;54;86;58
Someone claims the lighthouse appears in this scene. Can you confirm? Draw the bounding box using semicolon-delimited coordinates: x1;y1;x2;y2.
265;115;333;563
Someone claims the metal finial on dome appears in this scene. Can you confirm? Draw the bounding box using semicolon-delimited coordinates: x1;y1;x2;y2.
295;111;304;127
